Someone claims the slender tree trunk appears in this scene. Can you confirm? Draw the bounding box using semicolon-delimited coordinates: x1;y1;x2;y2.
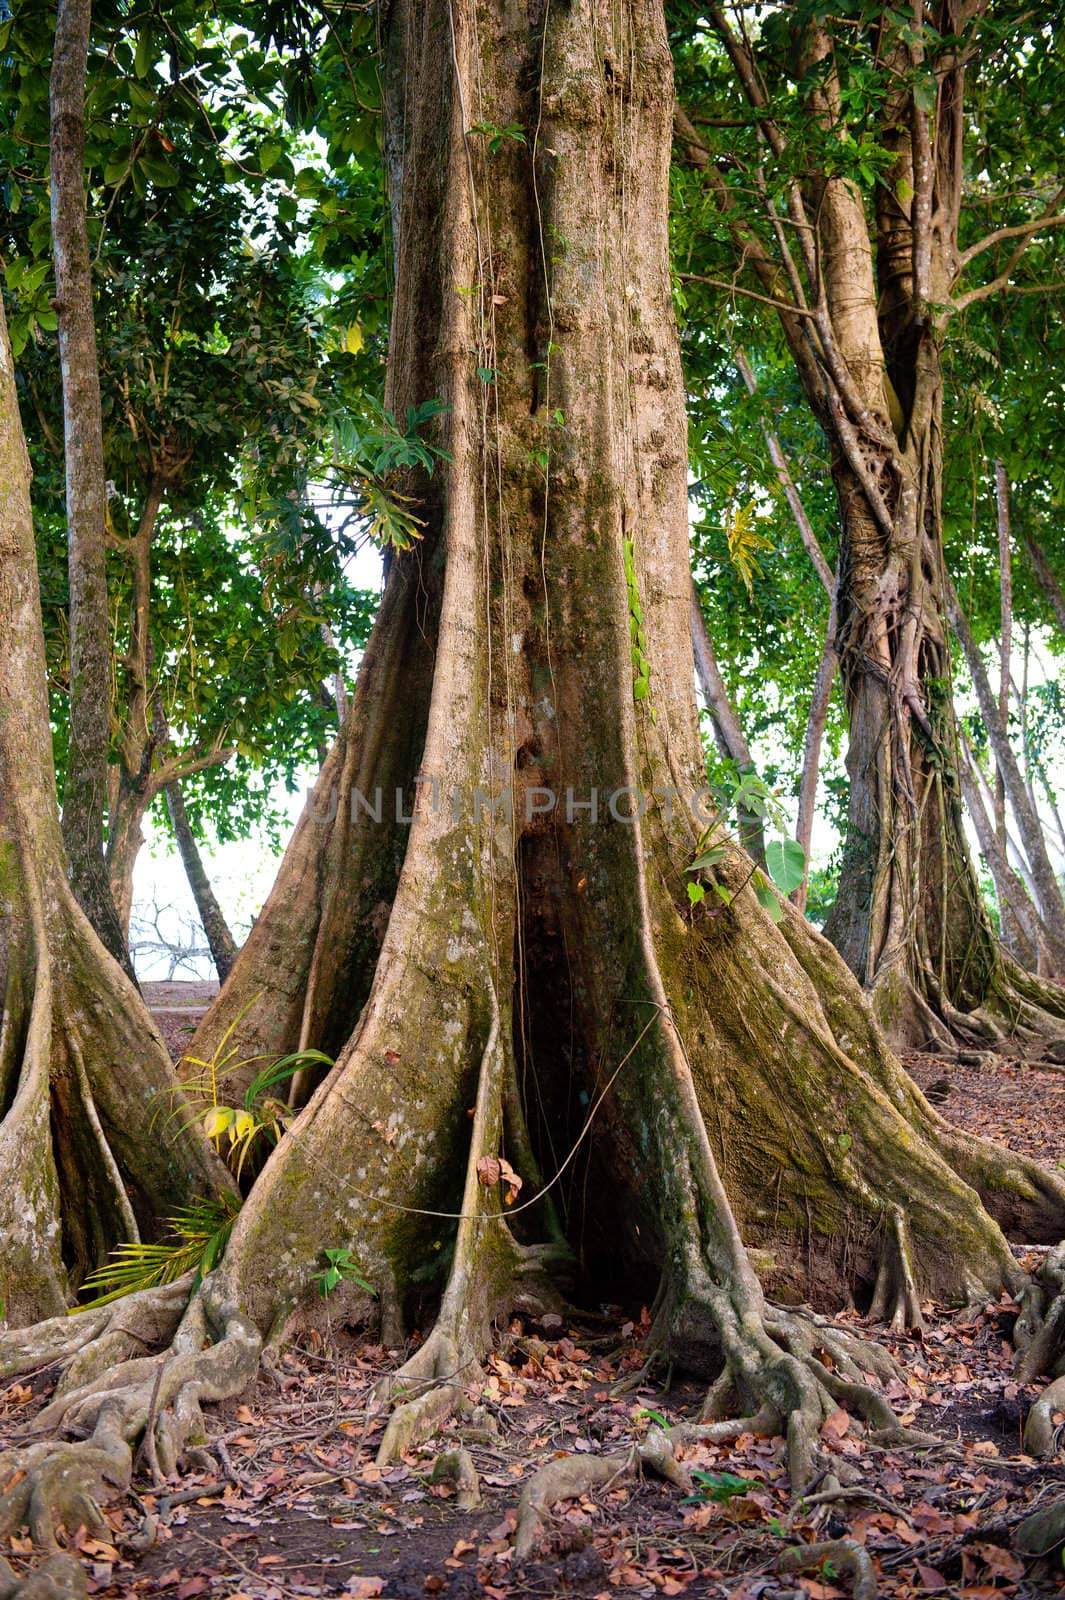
729;347;838;911
164;781;238;984
7;5;1065;1556
946;577;1065;969
1024;529;1065;638
689;584;765;862
793;606;838;913
733;347;834;593
959;741;1041;972
50;0;129;975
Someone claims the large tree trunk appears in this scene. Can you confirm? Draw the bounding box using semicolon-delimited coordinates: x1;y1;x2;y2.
49;0;130;975
5;1;1065;1564
0;300;232;1327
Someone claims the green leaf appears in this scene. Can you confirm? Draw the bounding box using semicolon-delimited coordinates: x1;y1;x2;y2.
687;881;706;905
633;675;650;701
685;1470;759;1504
754;881;783;923
913;75;938;115
765;836;805;896
688;845;727;873
134;29;153;79
138;153;179;188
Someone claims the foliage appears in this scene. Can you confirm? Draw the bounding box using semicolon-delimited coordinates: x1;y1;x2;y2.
683;1469;761;1505
77;1193;242;1308
686;767;804;922
314;1248;375;1299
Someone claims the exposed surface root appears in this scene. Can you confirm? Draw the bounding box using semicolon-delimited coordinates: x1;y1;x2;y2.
0;1281;190;1387
658;1269;925;1490
430;1446;481;1509
512;1424;689;1563
0;1278;260;1552
1015;1242;1065;1455
0;1552;87;1600
778;1537;878;1600
1013;1493;1065;1557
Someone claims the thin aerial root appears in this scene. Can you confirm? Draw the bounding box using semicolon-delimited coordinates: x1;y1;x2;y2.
868;1206;924;1333
431;1446;481;1509
512;1426;689;1564
778;1538;878;1600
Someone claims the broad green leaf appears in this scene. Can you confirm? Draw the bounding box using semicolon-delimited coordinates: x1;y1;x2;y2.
765;836;805;896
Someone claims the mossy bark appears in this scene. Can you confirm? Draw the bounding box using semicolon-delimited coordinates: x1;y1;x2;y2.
183;0;1065;1340
176;0;1065;1360
4;3;1065;1560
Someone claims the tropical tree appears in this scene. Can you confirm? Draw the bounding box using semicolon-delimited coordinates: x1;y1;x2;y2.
0;291;230;1326
671;2;1065;1043
5;8;1065;1573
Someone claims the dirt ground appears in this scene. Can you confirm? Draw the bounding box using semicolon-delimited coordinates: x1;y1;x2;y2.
3;998;1065;1600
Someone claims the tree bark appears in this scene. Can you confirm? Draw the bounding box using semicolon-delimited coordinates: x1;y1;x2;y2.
49;0;130;975
5;3;1065;1558
0;297;232;1325
164;781;238;984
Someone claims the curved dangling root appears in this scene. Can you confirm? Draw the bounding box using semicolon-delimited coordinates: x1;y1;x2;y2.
1015;1242;1065;1456
512;1424;689;1563
0;1277;260;1555
868;1205;924;1332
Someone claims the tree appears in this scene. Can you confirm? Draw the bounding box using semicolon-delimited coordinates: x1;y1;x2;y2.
672;3;1065;1043
0;292;231;1328
49;0;129;970
4;0;383;947
5;8;1065;1567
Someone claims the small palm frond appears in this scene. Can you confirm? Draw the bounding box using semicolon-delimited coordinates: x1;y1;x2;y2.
76;1192;243;1310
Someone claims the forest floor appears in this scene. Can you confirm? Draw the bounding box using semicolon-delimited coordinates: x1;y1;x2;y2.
2;996;1064;1600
